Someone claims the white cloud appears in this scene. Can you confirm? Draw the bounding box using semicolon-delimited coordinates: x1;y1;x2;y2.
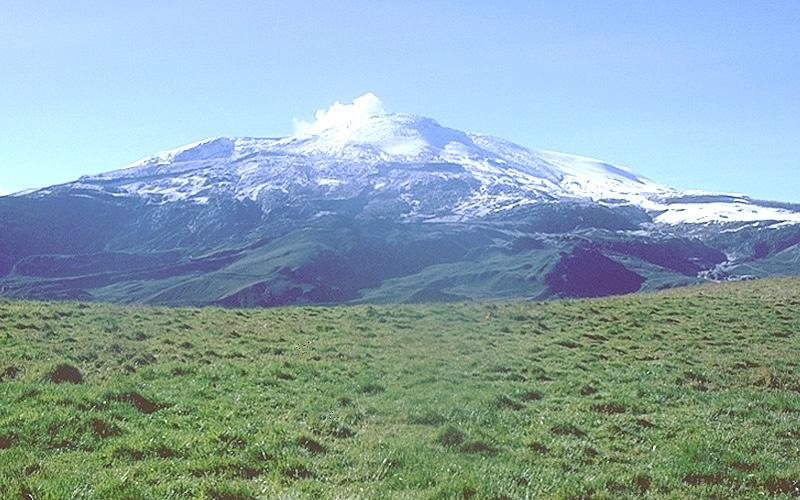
293;93;385;135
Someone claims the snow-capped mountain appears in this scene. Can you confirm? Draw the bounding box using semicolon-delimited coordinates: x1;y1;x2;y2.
2;94;799;306
21;93;800;226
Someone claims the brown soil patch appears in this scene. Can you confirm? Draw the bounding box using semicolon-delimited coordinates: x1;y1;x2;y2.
330;426;355;439
634;474;651;494
494;395;523;411
529;442;548;454
111;392;164;414
550;424;586;438
154;445;178;458
282;464;314;480
591;403;626;414
437;426;466;447
238;466;262;479
0;366;20;382
48;364;83;384
90;418;121;439
297;436;326;455
24;464;41;476
360;383;385;394
522;391;542;401
0;433;18;449
765;477;800;496
730;461;757;472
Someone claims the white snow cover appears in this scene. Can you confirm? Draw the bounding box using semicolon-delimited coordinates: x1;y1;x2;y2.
22;93;800;225
653;202;800;225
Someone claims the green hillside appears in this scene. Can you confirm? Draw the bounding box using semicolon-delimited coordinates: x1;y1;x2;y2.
1;278;799;498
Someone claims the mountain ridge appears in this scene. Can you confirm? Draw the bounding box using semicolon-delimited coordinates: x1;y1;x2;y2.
1;94;799;306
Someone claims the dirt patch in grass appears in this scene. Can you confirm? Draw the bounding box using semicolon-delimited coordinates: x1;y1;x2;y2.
282;464;314;480
237;466;262;479
329;426;355;439
494;395;523;411
529;442;548;454
218;434;247;449
110;392;165;414
591;403;626;414
633;474;651;494
580;385;597;396
24;464;41;476
277;372;295;381
437;426;466;447
90;418;121;439
550;424;586;438
583;447;599;459
0;433;18;449
764;477;800;496
360;383;385;394
521;391;542;401
48;364;83;384
297;436;326;455
733;360;760;370
679;370;711;391
777;429;800;440
730;461;757;472
154;445;179;458
1;366;20;381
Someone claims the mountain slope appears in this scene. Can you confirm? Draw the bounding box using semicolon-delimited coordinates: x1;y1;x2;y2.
1;94;799;306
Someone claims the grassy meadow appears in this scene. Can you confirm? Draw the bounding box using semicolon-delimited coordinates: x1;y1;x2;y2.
1;278;799;498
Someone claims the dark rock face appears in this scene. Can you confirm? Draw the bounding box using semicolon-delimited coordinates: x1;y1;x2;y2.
607;239;726;276
545;246;645;298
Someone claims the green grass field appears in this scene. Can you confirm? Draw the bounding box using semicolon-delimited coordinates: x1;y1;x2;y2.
1;278;799;498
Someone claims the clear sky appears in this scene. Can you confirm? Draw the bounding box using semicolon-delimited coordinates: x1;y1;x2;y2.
1;0;798;201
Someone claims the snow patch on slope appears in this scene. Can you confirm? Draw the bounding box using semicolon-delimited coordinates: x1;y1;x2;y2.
653;201;800;224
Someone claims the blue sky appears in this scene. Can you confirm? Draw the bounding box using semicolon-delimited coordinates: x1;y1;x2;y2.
1;0;798;201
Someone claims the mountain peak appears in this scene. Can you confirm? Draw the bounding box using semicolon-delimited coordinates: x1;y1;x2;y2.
293;92;388;136
289;93;469;158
